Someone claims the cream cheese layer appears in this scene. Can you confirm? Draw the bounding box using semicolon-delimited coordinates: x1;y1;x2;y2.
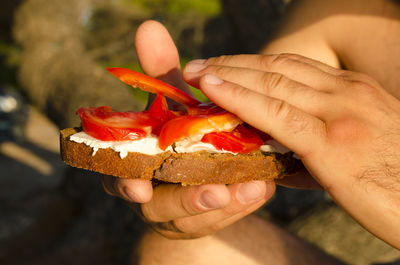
70;131;288;159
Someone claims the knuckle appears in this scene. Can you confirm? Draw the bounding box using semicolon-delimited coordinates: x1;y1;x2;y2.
228;86;253;116
337;70;354;80
280;53;303;61
267;99;323;140
337;71;381;99
141;203;160;223
270;53;298;66
260;53;303;71
266;72;286;91
206;55;233;65
258;55;272;69
173;219;214;238
156;229;187;239
230;85;251;106
269;54;288;67
360;74;381;88
266;98;291;119
350;80;382;102
208;65;232;78
179;192;203;216
348;71;381;87
171;218;193;235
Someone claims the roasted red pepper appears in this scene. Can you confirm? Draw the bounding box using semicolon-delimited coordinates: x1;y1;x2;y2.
78;67;264;153
201;124;264;154
158;111;242;150
77;106;161;141
107;67;201;108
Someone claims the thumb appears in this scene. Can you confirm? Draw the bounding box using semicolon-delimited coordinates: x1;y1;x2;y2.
134;20;187;90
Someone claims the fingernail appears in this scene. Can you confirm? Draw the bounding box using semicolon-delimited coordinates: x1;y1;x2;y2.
190;59;206;64
237;182;263;204
185;62;207;73
203;74;224;85
123;186;141;202
199;191;222;209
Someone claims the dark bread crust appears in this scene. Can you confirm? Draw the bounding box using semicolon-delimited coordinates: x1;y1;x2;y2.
60;127;298;185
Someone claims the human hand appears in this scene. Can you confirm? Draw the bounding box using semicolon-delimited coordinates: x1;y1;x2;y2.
101;21;276;239
182;54;400;248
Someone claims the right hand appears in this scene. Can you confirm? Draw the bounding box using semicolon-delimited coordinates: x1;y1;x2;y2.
101;20;276;239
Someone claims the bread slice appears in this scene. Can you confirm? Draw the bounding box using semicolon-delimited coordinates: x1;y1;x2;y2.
60;127;300;185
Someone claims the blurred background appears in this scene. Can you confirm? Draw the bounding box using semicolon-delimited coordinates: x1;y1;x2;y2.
0;0;399;264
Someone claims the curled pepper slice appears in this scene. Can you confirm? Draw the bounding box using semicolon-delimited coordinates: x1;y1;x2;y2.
107;67;201;107
201;124;264;154
77;106;161;141
158;111;242;150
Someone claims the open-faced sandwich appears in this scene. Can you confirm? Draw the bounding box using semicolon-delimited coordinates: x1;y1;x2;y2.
60;68;300;185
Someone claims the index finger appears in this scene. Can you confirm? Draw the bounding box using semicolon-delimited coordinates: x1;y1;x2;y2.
205;54;343;76
199;75;326;158
186;54;339;92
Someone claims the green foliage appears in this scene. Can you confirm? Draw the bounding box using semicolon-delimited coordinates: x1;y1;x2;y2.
0;43;19;86
165;0;221;16
0;44;19;67
122;0;221;17
189;85;208;102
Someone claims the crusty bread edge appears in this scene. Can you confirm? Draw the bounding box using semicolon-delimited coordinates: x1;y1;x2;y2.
60;127;299;185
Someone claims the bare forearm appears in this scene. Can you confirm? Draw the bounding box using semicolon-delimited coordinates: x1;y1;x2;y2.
262;0;400;97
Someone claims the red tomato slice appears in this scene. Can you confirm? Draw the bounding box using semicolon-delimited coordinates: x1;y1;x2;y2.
77;106;161;141
158;111;242;150
201;124;264;154
107;67;201;107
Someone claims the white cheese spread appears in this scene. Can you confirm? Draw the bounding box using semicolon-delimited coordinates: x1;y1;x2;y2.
69;132;290;159
69;132;172;158
174;138;237;154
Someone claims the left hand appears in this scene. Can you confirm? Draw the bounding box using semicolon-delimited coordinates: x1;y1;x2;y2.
182;54;400;248
101;21;276;239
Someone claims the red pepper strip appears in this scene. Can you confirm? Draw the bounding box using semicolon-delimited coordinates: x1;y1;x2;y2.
77;106;161;141
158;111;242;150
201;124;264;154
148;93;178;135
107;67;201;107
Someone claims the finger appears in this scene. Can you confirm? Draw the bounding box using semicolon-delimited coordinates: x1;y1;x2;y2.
206;53;343;76
101;175;116;195
199;74;326;158
101;175;153;203
135;20;188;90
169;181;275;238
185;65;331;116
141;184;231;223
185;54;341;91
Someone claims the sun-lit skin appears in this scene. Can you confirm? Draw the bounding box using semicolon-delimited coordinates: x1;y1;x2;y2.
183;53;400;248
102;20;274;239
102;0;400;251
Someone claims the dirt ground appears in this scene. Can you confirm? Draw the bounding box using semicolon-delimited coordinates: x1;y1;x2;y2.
0;107;399;265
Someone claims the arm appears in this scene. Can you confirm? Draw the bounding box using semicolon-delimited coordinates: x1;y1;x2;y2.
183;53;400;249
180;0;400;247
103;1;400;241
263;0;400;97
